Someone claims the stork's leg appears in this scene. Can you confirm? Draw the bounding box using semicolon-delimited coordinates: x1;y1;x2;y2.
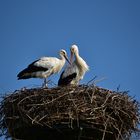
42;78;48;88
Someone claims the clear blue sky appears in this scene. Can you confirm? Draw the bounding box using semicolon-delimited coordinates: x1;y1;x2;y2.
0;0;140;139
0;0;140;100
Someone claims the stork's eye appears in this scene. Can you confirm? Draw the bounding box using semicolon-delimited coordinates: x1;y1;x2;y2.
61;51;66;55
71;48;74;52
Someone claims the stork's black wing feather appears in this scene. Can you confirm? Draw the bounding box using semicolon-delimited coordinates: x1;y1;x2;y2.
17;60;48;79
58;71;77;86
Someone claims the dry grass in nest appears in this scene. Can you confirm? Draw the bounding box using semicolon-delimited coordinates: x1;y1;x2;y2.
0;85;140;140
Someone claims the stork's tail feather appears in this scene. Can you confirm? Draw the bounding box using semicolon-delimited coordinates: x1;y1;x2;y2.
17;68;32;80
17;75;32;80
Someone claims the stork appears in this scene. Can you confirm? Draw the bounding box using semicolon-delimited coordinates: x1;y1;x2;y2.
17;49;70;87
58;45;89;86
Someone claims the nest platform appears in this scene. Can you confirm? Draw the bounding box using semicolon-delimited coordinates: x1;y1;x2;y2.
0;85;139;140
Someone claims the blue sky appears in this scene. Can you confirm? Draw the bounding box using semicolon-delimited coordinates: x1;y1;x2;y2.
0;0;140;100
0;0;140;139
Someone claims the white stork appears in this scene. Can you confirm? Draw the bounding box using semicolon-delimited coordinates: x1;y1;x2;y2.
58;45;89;86
17;49;70;87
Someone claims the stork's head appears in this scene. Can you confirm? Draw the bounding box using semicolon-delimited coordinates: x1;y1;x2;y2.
70;44;79;63
70;45;79;54
60;49;71;64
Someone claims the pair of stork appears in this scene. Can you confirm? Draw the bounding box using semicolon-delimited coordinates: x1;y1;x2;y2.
17;45;89;87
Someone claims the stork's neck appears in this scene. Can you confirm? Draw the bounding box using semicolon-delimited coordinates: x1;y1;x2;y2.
75;52;82;67
75;51;80;60
74;51;89;72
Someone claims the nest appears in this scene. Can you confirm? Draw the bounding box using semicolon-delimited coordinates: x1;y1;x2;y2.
0;85;140;140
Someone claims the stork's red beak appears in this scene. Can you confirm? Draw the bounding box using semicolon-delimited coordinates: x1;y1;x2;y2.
70;51;74;64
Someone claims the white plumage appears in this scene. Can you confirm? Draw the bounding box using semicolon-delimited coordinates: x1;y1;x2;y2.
58;45;89;86
17;49;70;87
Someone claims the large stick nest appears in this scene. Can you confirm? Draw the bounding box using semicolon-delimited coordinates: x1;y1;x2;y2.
0;85;140;140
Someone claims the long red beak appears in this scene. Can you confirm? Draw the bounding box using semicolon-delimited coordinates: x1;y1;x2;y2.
70;51;74;64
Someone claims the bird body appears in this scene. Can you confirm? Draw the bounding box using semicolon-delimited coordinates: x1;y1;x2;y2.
58;45;89;86
18;50;70;87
